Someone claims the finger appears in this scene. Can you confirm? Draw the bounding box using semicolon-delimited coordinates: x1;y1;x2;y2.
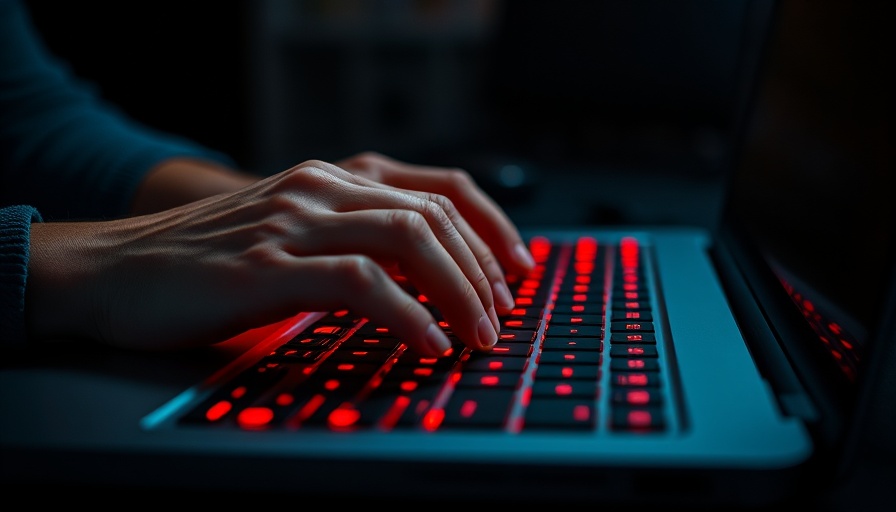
350;156;535;277
299;162;513;316
285;255;455;358
391;189;515;316
302;171;502;332
286;209;499;353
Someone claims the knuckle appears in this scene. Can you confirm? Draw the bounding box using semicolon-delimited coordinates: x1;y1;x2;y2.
336;255;383;294
446;168;474;191
387;209;430;241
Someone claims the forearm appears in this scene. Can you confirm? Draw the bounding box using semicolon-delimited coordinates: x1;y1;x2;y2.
129;158;260;215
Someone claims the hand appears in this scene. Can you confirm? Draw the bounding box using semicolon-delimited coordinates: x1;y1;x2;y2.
26;159;535;357
337;152;535;279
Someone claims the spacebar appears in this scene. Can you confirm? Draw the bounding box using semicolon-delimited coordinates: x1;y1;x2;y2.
440;388;516;428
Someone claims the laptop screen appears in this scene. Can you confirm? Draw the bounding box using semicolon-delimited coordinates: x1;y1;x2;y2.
726;0;895;383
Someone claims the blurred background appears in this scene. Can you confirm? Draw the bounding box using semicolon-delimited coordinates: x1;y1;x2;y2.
24;0;764;229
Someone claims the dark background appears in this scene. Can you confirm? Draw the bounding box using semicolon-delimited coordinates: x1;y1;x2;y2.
23;0;758;228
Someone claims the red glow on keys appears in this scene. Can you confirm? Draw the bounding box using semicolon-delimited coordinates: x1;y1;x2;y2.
376;327;389;333
488;361;505;370
530;236;552;260
413;368;434;377
328;405;361;429
237;407;274;429
324;379;341;391
573;284;589;293
506;319;524;327
314;326;341;334
400;380;418;392
616;373;648;386
829;323;842;335
570;316;583;323
571;304;585;312
555;383;573;396
336;363;355;372
381;396;411;429
626;347;645;355
518;287;536;296
481;375;500;386
625;334;643;341
422;408;445;431
205;400;232;422
417;293;429;303
573;294;587;302
500;333;518;340
626;390;651;405
625;360;646;369
561;366;574;378
438;321;449;329
333;309;349;317
628;410;653;427
493;346;512;353
460;400;478;417
511;308;527;316
574;262;594;274
620;237;639;265
575;236;598;258
573;405;591;422
625;312;642;319
230;386;247;400
575;275;591;284
516;297;533;306
275;393;294;406
522;279;540;289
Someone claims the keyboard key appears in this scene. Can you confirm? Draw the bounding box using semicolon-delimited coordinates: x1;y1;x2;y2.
534;363;599;380
531;380;598;398
545;325;603;337
441;389;516;428
610;358;659;371
542;337;602;351
611;406;665;431
610;371;660;387
456;371;521;389
610;333;656;344
539;351;600;365
610;321;655;333
524;398;596;430
609;345;658;358
464;357;528;372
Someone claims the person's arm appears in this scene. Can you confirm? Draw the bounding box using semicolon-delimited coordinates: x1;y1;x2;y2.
129;158;259;215
25;161;534;357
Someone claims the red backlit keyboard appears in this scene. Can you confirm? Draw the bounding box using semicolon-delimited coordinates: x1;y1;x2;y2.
179;236;669;432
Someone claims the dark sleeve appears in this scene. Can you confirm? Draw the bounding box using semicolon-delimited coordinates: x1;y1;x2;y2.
0;204;41;347
0;0;237;221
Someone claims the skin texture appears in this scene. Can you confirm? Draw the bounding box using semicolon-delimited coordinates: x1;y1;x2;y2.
26;152;535;358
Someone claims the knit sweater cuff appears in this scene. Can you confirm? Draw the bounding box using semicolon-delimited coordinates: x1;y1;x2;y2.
0;205;43;346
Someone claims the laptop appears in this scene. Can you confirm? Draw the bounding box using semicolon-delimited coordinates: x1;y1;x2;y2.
2;0;894;508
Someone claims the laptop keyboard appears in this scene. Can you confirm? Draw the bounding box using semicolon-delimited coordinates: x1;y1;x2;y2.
178;236;669;433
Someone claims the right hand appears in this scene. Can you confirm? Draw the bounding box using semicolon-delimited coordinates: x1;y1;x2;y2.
27;160;526;357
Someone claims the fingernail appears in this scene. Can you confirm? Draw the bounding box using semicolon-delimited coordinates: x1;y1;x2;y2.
425;323;452;355
514;242;536;269
492;281;515;310
488;306;500;333
478;314;498;349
